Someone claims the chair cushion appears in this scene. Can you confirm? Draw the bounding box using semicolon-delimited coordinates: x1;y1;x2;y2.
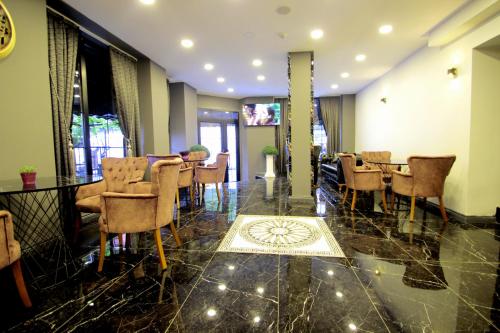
76;195;101;213
0;239;20;269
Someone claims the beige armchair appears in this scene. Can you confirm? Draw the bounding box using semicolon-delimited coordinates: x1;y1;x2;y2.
75;157;149;241
97;159;183;272
195;152;229;202
339;153;388;213
391;155;456;222
361;151;399;180
147;154;195;208
0;211;32;308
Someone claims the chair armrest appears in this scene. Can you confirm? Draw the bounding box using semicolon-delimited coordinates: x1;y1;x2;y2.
392;172;414;196
353;170;384;190
392;170;412;177
127;176;143;184
195;166;219;183
76;180;106;201
353;169;383;174
130;181;152;194
100;192;158;233
178;168;193;188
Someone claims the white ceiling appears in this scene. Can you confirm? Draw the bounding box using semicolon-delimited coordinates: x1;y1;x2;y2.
62;0;468;98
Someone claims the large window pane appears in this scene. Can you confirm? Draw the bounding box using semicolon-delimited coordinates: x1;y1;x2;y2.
199;122;222;165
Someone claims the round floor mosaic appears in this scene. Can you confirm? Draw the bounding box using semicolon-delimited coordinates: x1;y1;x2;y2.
239;217;321;248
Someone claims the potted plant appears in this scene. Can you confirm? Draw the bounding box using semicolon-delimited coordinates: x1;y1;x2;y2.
262;146;278;178
19;165;37;186
189;144;210;159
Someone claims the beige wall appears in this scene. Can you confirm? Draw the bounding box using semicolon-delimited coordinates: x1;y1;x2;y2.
198;94;240;112
341;94;356;152
467;48;500;215
169;82;197;153
289;52;312;199
355;14;500;216
0;0;55;180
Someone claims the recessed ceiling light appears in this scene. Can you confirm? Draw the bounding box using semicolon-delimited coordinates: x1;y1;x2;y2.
256;287;264;294
227;88;234;93
257;75;266;81
355;54;366;62
331;84;339;89
228;265;235;270
340;72;350;78
253;316;261;323
310;29;324;40
336;291;343;298
207;309;217;317
217;77;225;83
327;270;334;276
180;39;194;48
139;0;155;4
378;24;393;34
204;63;214;71
252;59;263;67
218;284;226;291
348;323;357;331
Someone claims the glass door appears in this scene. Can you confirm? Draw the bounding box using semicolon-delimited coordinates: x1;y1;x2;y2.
198;110;239;182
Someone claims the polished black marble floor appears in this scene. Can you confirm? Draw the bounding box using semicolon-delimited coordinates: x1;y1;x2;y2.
1;178;499;332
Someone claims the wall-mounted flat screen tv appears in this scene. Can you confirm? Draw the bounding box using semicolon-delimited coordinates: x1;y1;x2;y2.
242;103;281;126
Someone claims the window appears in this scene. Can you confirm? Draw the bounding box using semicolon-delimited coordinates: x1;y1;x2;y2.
71;34;125;177
313;100;327;155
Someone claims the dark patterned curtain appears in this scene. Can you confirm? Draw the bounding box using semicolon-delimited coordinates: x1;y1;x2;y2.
109;48;141;156
48;14;78;177
319;97;341;153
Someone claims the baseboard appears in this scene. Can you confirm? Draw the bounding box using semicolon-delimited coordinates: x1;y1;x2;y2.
414;198;495;224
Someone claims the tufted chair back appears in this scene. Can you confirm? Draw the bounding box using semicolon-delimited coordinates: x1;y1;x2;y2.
102;157;149;193
188;151;207;161
150;159;183;227
407;155;456;197
361;151;391;164
338;154;356;189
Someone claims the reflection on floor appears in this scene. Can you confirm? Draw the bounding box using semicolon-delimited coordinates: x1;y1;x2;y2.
1;178;499;332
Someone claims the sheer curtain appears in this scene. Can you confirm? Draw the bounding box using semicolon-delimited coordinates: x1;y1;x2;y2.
109;48;141;156
48;14;79;177
319;97;341;153
275;98;289;175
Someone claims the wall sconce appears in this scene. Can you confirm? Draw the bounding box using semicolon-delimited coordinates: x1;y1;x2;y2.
447;67;458;79
380;97;387;104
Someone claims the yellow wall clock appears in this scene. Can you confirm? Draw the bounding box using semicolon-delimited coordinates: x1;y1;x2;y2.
0;1;16;59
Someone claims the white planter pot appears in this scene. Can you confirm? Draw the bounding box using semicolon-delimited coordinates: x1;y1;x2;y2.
265;154;275;178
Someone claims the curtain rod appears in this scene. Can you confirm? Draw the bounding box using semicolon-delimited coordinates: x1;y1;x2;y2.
46;6;138;62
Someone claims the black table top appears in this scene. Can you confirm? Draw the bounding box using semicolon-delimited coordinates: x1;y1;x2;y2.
0;175;102;195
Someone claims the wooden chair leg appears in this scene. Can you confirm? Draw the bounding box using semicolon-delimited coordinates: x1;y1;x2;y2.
342;188;349;205
118;234;123;249
11;260;32;308
190;184;195;203
438;196;449;222
409;196;416;222
125;234;131;249
98;231;107;272
170;222;182;247
176;189;181;210
215;183;221;202
154;228;167;270
351;190;357;211
381;190;388;213
202;184;205;198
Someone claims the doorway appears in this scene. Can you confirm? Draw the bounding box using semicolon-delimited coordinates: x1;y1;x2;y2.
198;110;240;183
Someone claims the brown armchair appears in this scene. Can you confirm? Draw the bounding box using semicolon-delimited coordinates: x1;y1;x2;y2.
97;158;183;272
339;153;388;212
195;152;229;202
0;211;32;307
147;154;195;208
391;155;456;222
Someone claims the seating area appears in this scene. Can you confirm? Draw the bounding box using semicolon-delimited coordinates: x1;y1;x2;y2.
1;0;500;332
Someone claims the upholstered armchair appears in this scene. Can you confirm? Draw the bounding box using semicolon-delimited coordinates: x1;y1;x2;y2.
97;159;183;272
339;153;388;213
0;211;32;308
391;155;456;222
75;157;149;240
195;152;230;202
147;154;194;207
361;151;398;181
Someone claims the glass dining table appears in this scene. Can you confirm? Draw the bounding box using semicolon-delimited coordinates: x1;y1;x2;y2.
0;175;101;288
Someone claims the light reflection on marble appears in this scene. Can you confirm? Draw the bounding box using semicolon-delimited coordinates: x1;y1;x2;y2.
0;177;499;332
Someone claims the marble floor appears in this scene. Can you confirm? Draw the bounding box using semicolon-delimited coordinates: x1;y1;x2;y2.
1;178;499;332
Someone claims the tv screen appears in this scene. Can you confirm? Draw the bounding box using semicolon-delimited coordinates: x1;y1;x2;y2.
242;103;281;126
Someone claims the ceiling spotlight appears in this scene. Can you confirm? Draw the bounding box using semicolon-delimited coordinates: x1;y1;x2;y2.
340;72;350;78
375;269;381;275
257;75;266;81
180;39;194;48
256;287;264;294
348;323;357;331
378;24;393;34
204;63;214;71
217;77;225;83
331;84;339;89
327;270;334;276
310;29;324;40
252;59;263;67
228;265;235;270
355;54;366;62
140;0;155;4
253;316;261;323
336;291;343;298
218;284;226;291
227;88;234;93
207;308;217;317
